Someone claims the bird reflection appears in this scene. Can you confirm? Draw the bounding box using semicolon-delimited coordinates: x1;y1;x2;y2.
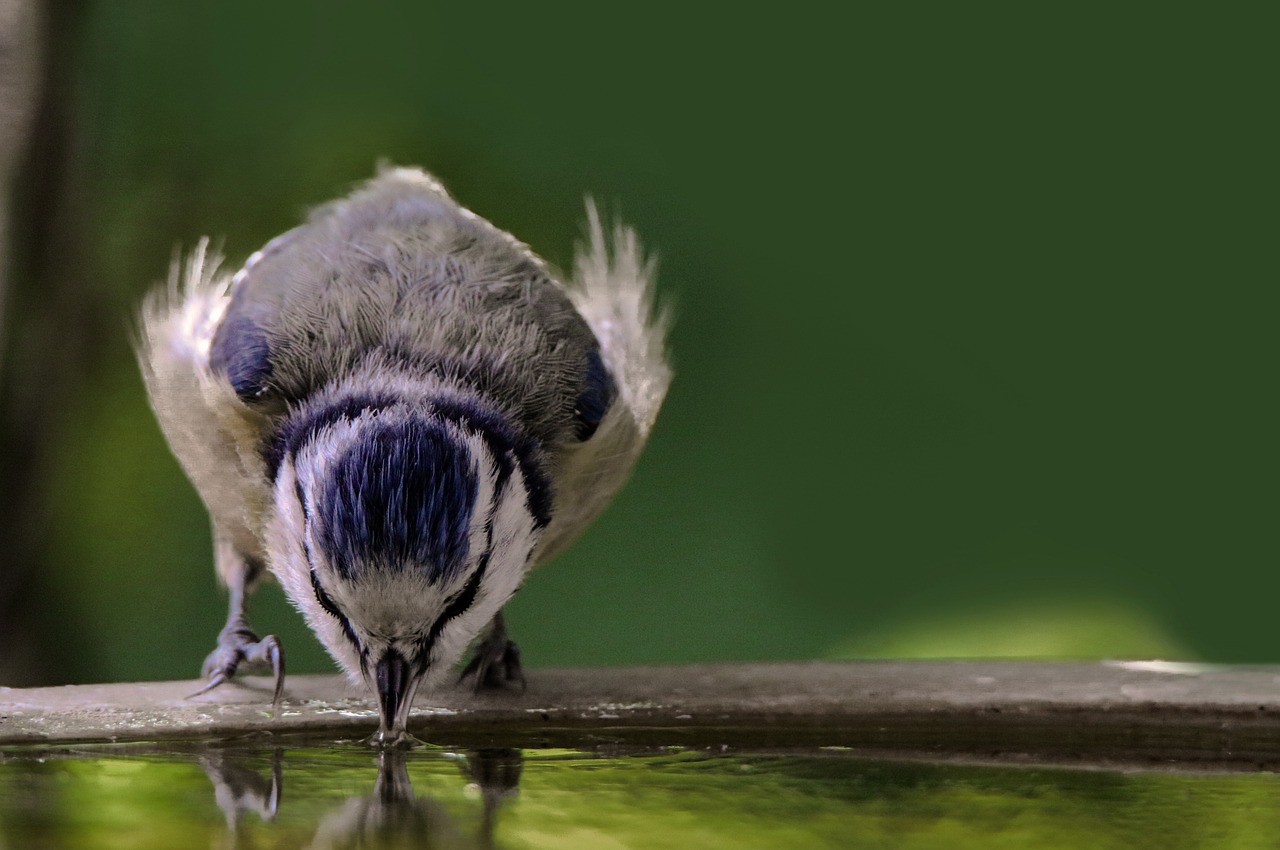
458;749;522;847
197;747;282;847
197;746;523;850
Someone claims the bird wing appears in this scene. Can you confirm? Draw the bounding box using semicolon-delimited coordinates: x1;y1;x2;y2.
208;168;601;450
532;203;673;565
138;181;670;573
136;239;273;570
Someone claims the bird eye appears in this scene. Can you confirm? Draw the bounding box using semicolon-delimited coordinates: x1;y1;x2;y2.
310;569;362;651
310;570;343;619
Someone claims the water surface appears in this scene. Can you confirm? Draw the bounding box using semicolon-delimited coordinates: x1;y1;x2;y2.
3;742;1280;849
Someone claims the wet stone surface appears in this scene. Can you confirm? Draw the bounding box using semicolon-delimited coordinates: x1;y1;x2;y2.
5;660;1280;766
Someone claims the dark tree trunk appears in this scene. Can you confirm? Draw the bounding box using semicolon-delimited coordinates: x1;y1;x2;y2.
0;0;93;685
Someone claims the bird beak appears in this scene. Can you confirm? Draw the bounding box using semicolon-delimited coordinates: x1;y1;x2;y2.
371;649;422;748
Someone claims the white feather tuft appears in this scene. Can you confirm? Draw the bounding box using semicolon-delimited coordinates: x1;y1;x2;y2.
569;202;672;435
138;237;232;366
530;204;673;566
136;238;271;572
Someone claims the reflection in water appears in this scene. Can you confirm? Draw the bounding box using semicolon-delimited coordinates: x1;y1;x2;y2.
198;747;282;836
11;745;1280;849
459;749;522;847
197;747;523;850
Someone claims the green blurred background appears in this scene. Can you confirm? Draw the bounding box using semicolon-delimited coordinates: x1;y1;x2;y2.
0;3;1274;686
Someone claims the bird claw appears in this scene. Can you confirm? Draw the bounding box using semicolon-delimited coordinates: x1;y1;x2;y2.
459;635;525;693
193;626;286;712
188;671;229;699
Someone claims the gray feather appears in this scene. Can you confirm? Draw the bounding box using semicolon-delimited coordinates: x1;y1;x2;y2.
212;169;600;447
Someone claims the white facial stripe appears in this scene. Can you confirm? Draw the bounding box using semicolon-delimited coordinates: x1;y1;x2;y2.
481;451;541;607
264;459;365;682
423;446;541;672
265;401;545;687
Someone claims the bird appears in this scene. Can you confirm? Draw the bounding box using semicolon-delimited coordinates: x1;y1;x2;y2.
136;166;671;747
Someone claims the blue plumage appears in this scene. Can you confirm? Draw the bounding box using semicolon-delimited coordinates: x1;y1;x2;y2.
574;349;615;440
263;393;398;480
209;314;273;402
428;396;552;530
316;416;478;583
264;391;552;533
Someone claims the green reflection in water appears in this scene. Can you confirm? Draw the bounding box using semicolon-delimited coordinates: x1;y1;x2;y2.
3;745;1280;849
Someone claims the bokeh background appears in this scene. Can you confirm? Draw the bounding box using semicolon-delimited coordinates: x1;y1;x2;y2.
0;3;1274;686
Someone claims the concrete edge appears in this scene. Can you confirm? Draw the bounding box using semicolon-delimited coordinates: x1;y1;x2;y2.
5;660;1280;766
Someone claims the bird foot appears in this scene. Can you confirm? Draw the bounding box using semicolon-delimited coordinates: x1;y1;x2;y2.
193;624;285;710
459;632;525;693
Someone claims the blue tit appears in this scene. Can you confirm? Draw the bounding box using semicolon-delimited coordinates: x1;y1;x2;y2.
137;167;671;746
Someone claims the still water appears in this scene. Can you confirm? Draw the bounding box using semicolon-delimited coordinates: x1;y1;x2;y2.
3;742;1280;849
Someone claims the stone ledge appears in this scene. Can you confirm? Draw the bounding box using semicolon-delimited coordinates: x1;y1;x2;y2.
4;660;1280;764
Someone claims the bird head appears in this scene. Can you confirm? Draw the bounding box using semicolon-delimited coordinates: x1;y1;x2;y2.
265;390;549;746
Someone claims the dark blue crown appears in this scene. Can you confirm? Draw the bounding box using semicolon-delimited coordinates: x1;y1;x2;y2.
315;415;477;584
